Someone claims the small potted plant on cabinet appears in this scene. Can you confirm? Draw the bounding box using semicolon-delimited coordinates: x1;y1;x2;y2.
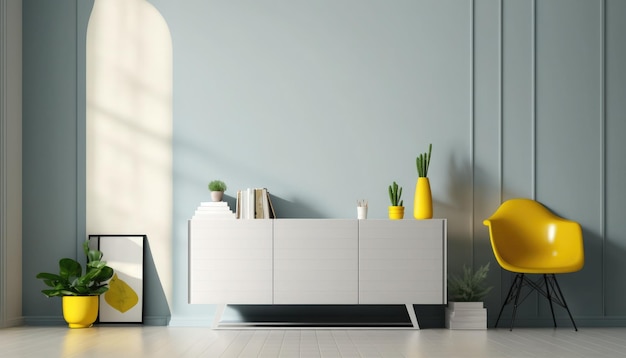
446;262;492;329
208;179;227;202
36;240;114;328
388;181;404;220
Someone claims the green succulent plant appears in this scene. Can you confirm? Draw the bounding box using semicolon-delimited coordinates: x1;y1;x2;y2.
36;240;114;297
208;180;227;192
416;143;433;178
448;262;493;302
388;181;403;207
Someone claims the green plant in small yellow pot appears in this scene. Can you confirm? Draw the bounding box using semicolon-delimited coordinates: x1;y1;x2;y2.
388;181;404;220
414;143;433;219
36;240;114;328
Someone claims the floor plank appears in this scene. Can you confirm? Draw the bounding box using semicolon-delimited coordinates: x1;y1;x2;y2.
1;326;625;357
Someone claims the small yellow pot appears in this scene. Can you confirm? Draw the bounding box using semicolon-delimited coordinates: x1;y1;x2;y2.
388;206;405;220
63;296;99;328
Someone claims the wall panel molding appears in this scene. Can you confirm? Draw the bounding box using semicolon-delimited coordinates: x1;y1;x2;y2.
0;0;7;326
470;0;475;267
0;0;23;328
529;0;538;319
604;0;626;317
498;0;503;203
600;0;607;316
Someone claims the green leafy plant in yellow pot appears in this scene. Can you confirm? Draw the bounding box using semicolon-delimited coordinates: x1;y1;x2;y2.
36;240;114;328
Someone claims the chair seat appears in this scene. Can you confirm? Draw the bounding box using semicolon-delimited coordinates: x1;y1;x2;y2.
499;262;580;275
496;245;583;273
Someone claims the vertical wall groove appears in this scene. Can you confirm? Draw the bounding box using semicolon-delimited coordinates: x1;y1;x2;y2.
498;0;503;203
76;1;91;262
470;0;475;265
0;0;8;326
601;0;606;317
529;0;539;318
530;0;537;199
75;0;80;259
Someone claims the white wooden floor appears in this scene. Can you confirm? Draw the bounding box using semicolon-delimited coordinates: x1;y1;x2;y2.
1;326;626;358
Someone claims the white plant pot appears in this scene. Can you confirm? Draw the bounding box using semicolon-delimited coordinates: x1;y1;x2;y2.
445;301;487;330
211;191;224;202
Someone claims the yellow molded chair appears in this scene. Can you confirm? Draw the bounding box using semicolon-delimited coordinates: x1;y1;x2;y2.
483;198;584;331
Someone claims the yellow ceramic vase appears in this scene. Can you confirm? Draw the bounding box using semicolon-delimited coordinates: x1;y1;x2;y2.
388;206;405;220
63;296;99;328
413;177;433;219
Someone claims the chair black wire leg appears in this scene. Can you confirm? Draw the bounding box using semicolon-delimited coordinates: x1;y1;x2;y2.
544;274;557;328
494;303;505;328
495;273;521;328
551;275;578;331
509;274;525;331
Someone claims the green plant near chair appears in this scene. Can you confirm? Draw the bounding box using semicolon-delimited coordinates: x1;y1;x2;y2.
446;262;492;329
448;262;493;302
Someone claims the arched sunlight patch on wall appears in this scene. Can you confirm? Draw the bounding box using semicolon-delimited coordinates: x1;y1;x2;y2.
86;0;173;310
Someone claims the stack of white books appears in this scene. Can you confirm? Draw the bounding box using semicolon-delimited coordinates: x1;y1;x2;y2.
192;201;236;219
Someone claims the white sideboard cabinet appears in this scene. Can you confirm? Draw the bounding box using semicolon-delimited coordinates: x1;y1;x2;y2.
188;219;273;304
359;219;447;304
189;218;447;328
274;219;359;304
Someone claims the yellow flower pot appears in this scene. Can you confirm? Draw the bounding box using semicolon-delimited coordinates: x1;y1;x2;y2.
413;177;433;219
62;296;99;328
388;206;405;220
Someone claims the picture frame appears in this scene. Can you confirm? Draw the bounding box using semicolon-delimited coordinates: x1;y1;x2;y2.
89;234;145;323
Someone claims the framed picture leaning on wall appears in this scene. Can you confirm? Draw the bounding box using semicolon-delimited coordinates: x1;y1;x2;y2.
89;234;145;323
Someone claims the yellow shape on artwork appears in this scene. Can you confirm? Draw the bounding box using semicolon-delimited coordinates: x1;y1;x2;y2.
104;274;139;313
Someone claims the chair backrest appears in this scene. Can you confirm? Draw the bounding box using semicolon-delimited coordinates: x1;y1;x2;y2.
483;198;584;274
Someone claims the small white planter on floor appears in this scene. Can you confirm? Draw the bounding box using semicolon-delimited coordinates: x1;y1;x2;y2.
445;302;487;329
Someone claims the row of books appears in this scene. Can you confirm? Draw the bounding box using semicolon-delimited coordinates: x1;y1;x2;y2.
236;188;276;219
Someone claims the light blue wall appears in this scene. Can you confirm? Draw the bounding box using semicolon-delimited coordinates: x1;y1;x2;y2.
22;0;626;327
159;0;473;326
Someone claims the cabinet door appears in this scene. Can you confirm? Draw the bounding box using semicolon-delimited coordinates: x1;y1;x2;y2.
274;219;358;304
188;219;273;304
359;219;447;304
